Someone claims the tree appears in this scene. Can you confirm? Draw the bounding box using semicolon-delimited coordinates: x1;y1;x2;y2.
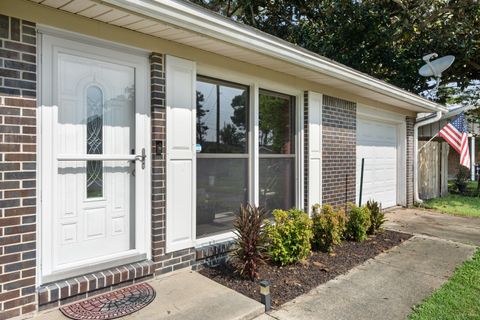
190;0;480;101
219;123;242;147
196;90;209;144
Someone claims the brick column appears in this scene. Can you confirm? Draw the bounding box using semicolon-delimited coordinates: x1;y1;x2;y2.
0;15;37;319
150;53;167;269
322;95;357;207
150;53;196;275
406;116;415;207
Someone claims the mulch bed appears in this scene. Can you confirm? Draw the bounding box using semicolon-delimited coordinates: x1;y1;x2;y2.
200;230;412;307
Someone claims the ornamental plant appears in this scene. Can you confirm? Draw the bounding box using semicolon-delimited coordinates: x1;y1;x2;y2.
311;204;347;252
231;204;268;280
265;209;313;265
346;204;371;242
366;200;385;235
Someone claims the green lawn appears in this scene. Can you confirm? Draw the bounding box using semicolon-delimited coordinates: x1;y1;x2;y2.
409;249;480;320
424;190;480;218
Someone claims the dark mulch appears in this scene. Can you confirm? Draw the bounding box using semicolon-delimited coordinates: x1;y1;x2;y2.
200;230;412;307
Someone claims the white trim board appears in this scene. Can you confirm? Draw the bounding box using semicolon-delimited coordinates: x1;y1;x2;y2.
307;92;323;212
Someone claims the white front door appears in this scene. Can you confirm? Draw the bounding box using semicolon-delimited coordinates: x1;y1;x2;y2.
356;118;398;208
41;33;151;282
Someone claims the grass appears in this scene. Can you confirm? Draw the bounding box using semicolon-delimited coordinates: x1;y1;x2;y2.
424;195;480;217
409;249;480;320
423;180;480;218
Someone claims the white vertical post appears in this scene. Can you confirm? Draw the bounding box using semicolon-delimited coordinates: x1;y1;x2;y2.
307;92;323;211
471;136;476;181
250;83;259;206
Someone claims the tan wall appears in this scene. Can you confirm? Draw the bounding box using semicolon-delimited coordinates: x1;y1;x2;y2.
1;0;417;117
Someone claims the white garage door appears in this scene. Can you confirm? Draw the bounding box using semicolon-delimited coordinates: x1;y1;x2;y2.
357;118;397;208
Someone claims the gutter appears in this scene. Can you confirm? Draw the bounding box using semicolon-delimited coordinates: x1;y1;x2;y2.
413;111;443;204
104;0;447;113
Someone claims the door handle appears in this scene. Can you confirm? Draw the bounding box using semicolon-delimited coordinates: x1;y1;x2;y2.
135;148;146;169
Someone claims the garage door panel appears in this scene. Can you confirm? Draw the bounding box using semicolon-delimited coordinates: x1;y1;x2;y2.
357;119;397;208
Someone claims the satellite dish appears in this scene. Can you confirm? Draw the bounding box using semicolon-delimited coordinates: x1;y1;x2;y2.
418;53;455;95
419;53;455;78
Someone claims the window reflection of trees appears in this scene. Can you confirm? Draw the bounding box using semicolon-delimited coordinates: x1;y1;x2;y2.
196;78;249;238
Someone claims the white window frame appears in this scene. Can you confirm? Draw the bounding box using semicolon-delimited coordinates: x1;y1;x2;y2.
194;67;304;247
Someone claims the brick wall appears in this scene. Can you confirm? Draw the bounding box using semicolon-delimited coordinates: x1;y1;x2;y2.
303;91;309;211
0;15;37;319
150;53;196;276
322;95;357;207
406;116;415;207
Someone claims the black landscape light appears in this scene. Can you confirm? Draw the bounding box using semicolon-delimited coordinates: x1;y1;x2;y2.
260;280;271;312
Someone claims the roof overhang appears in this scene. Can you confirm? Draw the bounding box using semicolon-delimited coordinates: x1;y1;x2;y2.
27;0;447;113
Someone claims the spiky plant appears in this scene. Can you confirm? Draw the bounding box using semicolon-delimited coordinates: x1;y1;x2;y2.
232;204;268;280
366;200;385;234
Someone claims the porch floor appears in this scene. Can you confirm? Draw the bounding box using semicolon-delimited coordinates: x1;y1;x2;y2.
32;270;264;320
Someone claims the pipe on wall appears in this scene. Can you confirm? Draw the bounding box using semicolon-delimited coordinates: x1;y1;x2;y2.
414;111;443;204
471;136;476;181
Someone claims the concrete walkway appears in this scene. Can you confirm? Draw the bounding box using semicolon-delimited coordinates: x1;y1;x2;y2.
257;209;479;320
34;270;264;320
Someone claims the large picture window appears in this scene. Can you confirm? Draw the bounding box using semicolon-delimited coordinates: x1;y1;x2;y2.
196;77;249;238
259;90;296;212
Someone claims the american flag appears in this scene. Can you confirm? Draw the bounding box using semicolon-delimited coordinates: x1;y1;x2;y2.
438;112;471;168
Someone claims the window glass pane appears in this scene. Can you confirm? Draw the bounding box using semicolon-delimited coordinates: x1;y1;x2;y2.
86;85;103;198
259;158;295;212
259;90;295;213
196;77;250;238
259;92;294;154
196;79;248;153
196;81;216;149
196;158;248;238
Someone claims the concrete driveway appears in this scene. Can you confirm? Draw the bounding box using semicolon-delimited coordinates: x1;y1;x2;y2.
384;208;480;246
257;209;479;320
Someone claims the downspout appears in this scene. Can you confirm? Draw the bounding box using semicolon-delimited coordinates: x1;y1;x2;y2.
414;111;443;204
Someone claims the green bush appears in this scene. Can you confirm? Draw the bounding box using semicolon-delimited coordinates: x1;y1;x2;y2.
265;209;313;265
346;204;371;242
232;204;268;280
311;204;347;252
366;200;385;235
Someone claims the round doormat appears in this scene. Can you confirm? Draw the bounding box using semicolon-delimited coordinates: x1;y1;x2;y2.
60;283;156;320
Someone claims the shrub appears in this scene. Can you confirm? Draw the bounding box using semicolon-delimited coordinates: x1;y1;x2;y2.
311;204;347;252
455;167;470;194
346;204;371;242
265;209;313;265
232;204;268;280
366;200;385;235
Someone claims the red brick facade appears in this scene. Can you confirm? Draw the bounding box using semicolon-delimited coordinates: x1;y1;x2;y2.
322;95;357;207
0;15;37;319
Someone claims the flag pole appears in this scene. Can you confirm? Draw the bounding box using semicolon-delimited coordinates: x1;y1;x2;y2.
418;132;440;152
